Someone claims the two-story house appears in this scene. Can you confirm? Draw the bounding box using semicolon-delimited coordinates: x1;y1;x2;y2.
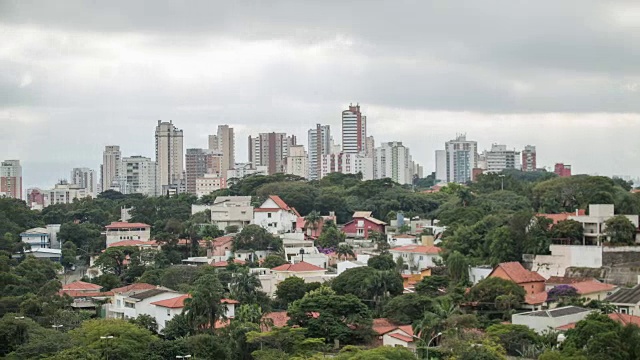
253;195;301;234
488;261;546;296
151;294;239;332
342;211;386;239
105;222;151;246
389;244;442;274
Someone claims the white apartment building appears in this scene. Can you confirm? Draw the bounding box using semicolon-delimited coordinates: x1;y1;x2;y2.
0;160;22;200
308;124;331;180
120;156;158;196
342;104;367;154
227;163;269;179
208;125;235;179
482;144;521;173
285;145;309;179
195;174;226;198
70;167;98;196
248;132;296;175
47;181;91;205
320;152;374;180
192;196;254;230
435;150;447;183
105;221;152;246
569;204;640;245
374;141;413;185
155;120;184;189
101;145;121;192
444;134;478;183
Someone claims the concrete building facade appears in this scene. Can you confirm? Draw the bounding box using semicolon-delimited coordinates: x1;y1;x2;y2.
248;132;296;175
155;120;184;189
70;167;98;197
522;145;537;172
308;124;331;180
374;141;413;185
483;144;521;173
0;160;22;199
445;134;478;183
185;148;223;195
208;125;235;179
285;145;309;179
101;145;121;192
342;104;367;154
120;156;158;196
320;152;374;180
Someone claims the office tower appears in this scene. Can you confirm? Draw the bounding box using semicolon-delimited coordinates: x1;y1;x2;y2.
554;163;572;177
0;160;22;199
522;145;537;172
342;103;367;154
286;145;309;179
70;167;98;196
120;156;158;196
101;145;121;192
374;141;413;185
248;132;296;175
320;152;374;180
435;150;447;183
483;144;521;173
185;148;223;195
155;120;184;190
208;125;235;179
445;134;478;184
307;124;331;180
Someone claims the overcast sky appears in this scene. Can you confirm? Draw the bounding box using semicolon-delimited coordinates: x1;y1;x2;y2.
2;0;640;189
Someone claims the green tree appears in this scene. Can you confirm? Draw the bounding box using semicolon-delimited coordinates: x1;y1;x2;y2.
236;304;264;324
162;313;191;339
605;215;637;245
383;293;434;325
446;251;469;285
304;211;322;235
467;277;526;315
316;221;345;249
415;275;450;297
247;326;325;358
336;244;355;261
332;267;403;309
129;314;158;333
262;254;288;269
233;225;282;251
486;323;541;357
184;274;225;333
229;267;264;304
275;277;311;308
552;220;584;243
94;246;139;277
367;253;395;270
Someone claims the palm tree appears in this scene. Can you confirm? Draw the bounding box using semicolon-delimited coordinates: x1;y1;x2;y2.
184;274;225;333
304;211;322;236
336;244;355;261
229;267;263;304
412;296;460;345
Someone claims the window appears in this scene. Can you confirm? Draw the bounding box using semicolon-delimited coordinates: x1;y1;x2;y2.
167;309;171;316
621;308;628;314
125;302;135;309
267;213;272;218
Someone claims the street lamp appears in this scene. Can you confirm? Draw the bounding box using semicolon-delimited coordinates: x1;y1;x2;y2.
51;324;63;331
176;356;192;359
498;174;505;191
425;332;442;360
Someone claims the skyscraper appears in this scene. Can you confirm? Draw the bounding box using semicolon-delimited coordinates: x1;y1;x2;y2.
374;141;413;185
307;124;331;180
522;145;537;172
70;167;98;196
208;125;235;179
120;156;158;196
155;120;184;190
365;135;375;158
0;160;22;199
286;145;309;179
248;132;296;175
342;104;367;154
444;134;478;184
185;148;223;195
101;145;121;192
435;150;447;183
483;144;520;173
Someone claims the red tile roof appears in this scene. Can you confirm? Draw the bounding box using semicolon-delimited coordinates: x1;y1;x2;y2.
571;280;616;295
105;222;151;229
492;262;545;284
525;291;548;305
373;318;398;335
271;261;325;272
60;290;113;298
152;294;190;308
211;259;246;267
108;240;158;248
212;236;234;247
557;312;640;330
269;195;290;210
390;245;442;254
388;333;414;343
62;281;102;291
536;210;586;225
262;311;290;330
111;283;157;293
254;208;283;212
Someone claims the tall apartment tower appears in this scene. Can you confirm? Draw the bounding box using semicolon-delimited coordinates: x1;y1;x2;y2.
286;145;309;179
208;125;235;179
101;145;121;192
445;134;478;184
185;148;224;195
155;120;184;189
435;150;447;183
483;144;520;173
522;145;537;172
307;124;331;180
70;167;98;196
342;103;367;154
554;163;572;177
365;135;375;158
120;156;158;196
374;141;413;185
0;160;22;199
248;132;296;175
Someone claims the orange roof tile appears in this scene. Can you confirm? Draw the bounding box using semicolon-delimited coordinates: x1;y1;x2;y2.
211;259;246;267
152;294;190;308
62;281;102;291
536;210;586;225
105;222;151;229
570;280;616;295
269;195;290;210
557;312;640;331
491;262;545;284
108;240;158;248
373;318;398;335
212;235;234;247
262;311;290;330
111;283;157;293
525;291;548;305
60;290;113;298
390;245;442;254
271;261;325;272
388;333;414;343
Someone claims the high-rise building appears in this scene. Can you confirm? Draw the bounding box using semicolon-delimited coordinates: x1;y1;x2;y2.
70;167;98;196
320;152;374;180
522;145;537;172
248;132;296;175
185;148;223;195
101;145;121;193
0;160;22;199
155;120;184;190
26;188;45;210
374;141;414;185
286;145;309;179
435;150;447;183
445;134;478;184
554;163;572;177
308;124;331;180
483;144;520;173
342;103;367;154
47;180;91;205
208;125;235;179
120;156;158;196
365;136;375;158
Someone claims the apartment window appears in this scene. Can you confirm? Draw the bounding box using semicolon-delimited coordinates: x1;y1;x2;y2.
267;213;272;218
167;309;171;316
125;302;135;309
357;228;364;236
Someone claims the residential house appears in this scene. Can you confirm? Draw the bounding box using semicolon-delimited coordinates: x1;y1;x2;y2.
568;204;640;245
296;212;337;239
389;234;417;247
253;195;301;234
512;306;594;334
342;211;386;239
569;280;617;302
20;225;62;261
192;196;254;231
105;222;151;246
271;261;328;284
606;285;640;315
151;294;238;332
372;318;417;352
59;281;112;309
488;262;545;295
107;287;178;320
107;239;161;251
469;266;493;285
544;276;598;291
389;244;442;274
